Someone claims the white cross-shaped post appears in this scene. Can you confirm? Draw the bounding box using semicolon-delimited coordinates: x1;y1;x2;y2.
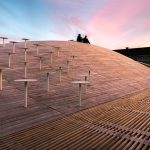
22;38;29;48
0;37;8;48
14;79;37;108
10;41;18;53
72;80;89;106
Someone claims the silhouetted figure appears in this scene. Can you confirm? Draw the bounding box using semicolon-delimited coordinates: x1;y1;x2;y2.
82;35;90;44
76;34;82;42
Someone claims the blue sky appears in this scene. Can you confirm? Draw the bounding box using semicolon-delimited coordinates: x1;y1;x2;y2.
0;0;150;49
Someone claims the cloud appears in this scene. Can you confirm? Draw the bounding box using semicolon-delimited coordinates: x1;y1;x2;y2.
0;0;149;48
86;0;150;48
44;0;106;37
44;0;150;48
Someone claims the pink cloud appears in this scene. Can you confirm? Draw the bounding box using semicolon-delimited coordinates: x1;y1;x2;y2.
44;0;150;48
85;0;150;49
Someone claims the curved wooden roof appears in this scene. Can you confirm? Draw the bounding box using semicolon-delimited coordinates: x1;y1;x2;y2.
0;41;150;138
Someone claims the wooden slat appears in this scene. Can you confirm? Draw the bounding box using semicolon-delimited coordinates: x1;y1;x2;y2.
0;89;150;150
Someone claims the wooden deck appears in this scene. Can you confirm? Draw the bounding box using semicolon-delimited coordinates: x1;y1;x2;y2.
0;41;150;138
0;89;150;150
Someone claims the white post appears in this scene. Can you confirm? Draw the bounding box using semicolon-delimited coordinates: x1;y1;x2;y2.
53;47;60;57
33;44;40;56
59;67;62;83
36;46;39;56
71;56;77;66
84;76;88;92
50;52;53;64
8;53;11;68
0;37;8;48
72;56;75;66
24;49;27;61
88;70;91;82
67;60;70;73
47;72;50;92
79;83;82;106
14;79;37;108
22;38;29;48
13;43;15;53
39;57;42;70
3;38;5;48
10;41;17;53
12;42;16;53
24;62;27;78
57;50;60;57
24;81;28;108
25;40;27;48
0;70;2;90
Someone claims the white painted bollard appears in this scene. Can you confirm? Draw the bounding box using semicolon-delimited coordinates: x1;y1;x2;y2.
22;38;29;48
14;79;37;108
72;81;89;106
0;37;8;48
0;69;3;90
10;41;17;53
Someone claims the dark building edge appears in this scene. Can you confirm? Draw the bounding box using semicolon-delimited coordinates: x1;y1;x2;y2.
114;47;150;65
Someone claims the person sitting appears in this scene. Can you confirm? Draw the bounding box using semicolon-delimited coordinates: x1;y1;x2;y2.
76;34;82;42
82;35;90;44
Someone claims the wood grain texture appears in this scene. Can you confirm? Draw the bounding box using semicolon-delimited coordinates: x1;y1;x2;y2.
0;41;150;138
0;89;150;150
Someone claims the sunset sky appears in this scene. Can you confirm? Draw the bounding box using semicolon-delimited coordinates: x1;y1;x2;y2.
0;0;150;49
